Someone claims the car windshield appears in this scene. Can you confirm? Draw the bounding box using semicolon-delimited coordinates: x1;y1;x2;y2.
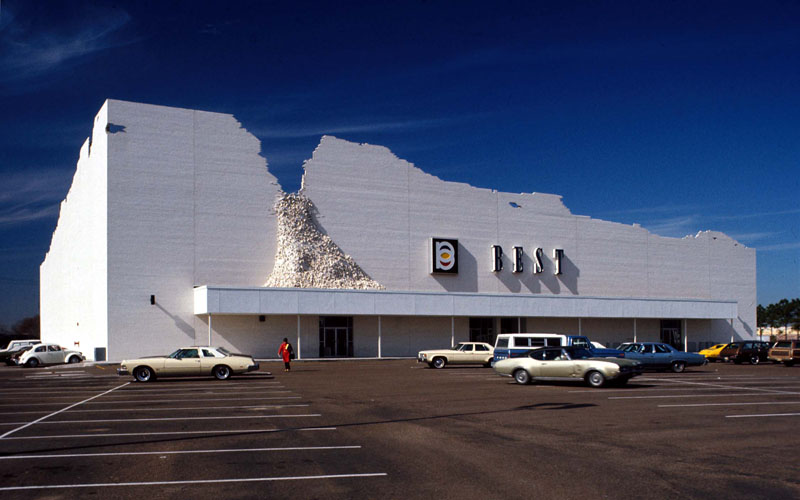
619;344;639;352
216;347;231;356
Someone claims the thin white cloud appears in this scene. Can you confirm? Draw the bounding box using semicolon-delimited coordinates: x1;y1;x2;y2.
0;168;71;226
712;208;800;221
641;215;701;238
252;117;457;139
0;5;135;88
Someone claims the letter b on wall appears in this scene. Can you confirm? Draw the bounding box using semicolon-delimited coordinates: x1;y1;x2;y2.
431;238;459;274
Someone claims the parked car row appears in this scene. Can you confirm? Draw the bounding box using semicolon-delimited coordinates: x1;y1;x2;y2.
418;333;800;389
1;340;85;367
698;340;798;366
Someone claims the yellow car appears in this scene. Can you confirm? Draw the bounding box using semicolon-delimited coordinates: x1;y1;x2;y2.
118;346;259;382
698;343;729;362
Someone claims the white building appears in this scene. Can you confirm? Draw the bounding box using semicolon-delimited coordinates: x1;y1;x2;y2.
40;100;756;362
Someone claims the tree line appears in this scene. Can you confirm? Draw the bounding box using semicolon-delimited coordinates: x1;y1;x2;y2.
757;298;800;338
0;315;40;347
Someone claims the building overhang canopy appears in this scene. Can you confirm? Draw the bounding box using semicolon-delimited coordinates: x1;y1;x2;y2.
194;286;738;319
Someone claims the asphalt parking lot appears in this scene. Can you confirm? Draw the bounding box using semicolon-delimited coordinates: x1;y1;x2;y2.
0;360;798;499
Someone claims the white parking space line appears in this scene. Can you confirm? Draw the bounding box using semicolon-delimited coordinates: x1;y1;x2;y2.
0;445;361;461
1;427;337;440
610;392;800;400
8;390;293;401
119;382;284;390
0;414;321;426
25;372;90;379
629;377;800;395
725;413;800;418
0;382;283;394
659;401;800;408
0;404;310;416
0;383;131;439
0;473;388;491
639;375;798;381
572;385;800;395
0;396;301;407
0;386;285;396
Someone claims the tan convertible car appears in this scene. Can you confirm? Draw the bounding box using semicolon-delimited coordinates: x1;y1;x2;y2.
118;346;259;382
493;346;642;387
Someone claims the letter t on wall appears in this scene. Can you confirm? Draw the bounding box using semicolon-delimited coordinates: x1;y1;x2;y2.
553;248;564;275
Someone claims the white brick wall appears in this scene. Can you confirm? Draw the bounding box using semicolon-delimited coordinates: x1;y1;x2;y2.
40;104;110;358
42;100;282;361
302;136;756;341
41;102;757;361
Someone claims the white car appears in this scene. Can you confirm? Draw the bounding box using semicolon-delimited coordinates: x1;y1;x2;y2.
417;342;494;369
18;343;85;368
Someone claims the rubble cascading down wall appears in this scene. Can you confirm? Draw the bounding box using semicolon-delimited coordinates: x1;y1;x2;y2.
265;193;383;289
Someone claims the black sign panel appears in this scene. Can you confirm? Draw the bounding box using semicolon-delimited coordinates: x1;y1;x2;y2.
431;238;458;274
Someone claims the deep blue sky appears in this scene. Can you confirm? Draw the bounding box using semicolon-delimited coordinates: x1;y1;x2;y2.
1;1;798;327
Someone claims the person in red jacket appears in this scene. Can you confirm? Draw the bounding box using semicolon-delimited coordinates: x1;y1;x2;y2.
278;338;293;372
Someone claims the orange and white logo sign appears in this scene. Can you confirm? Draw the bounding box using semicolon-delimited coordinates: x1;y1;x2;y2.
431;238;458;274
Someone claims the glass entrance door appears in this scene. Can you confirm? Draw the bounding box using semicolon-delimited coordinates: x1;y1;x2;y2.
322;327;350;357
319;317;353;357
660;320;682;350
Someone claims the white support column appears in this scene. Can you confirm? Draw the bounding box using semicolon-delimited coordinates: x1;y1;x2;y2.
633;318;637;343
684;319;688;352
378;315;382;359
578;318;582;336
451;317;455;347
730;318;735;343
517;317;521;333
296;315;301;360
208;314;212;346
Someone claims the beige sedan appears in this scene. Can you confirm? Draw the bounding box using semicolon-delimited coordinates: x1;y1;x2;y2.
417;342;494;369
118;346;259;382
493;346;642;387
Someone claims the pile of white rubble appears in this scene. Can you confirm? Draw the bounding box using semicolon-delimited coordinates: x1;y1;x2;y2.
265;192;384;290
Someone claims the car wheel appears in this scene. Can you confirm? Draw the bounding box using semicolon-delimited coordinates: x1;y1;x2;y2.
749;355;760;365
67;355;81;364
25;358;39;368
133;366;154;382
513;369;531;385
213;365;232;380
784;361;794;367
671;361;686;373
432;357;447;369
586;370;606;388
